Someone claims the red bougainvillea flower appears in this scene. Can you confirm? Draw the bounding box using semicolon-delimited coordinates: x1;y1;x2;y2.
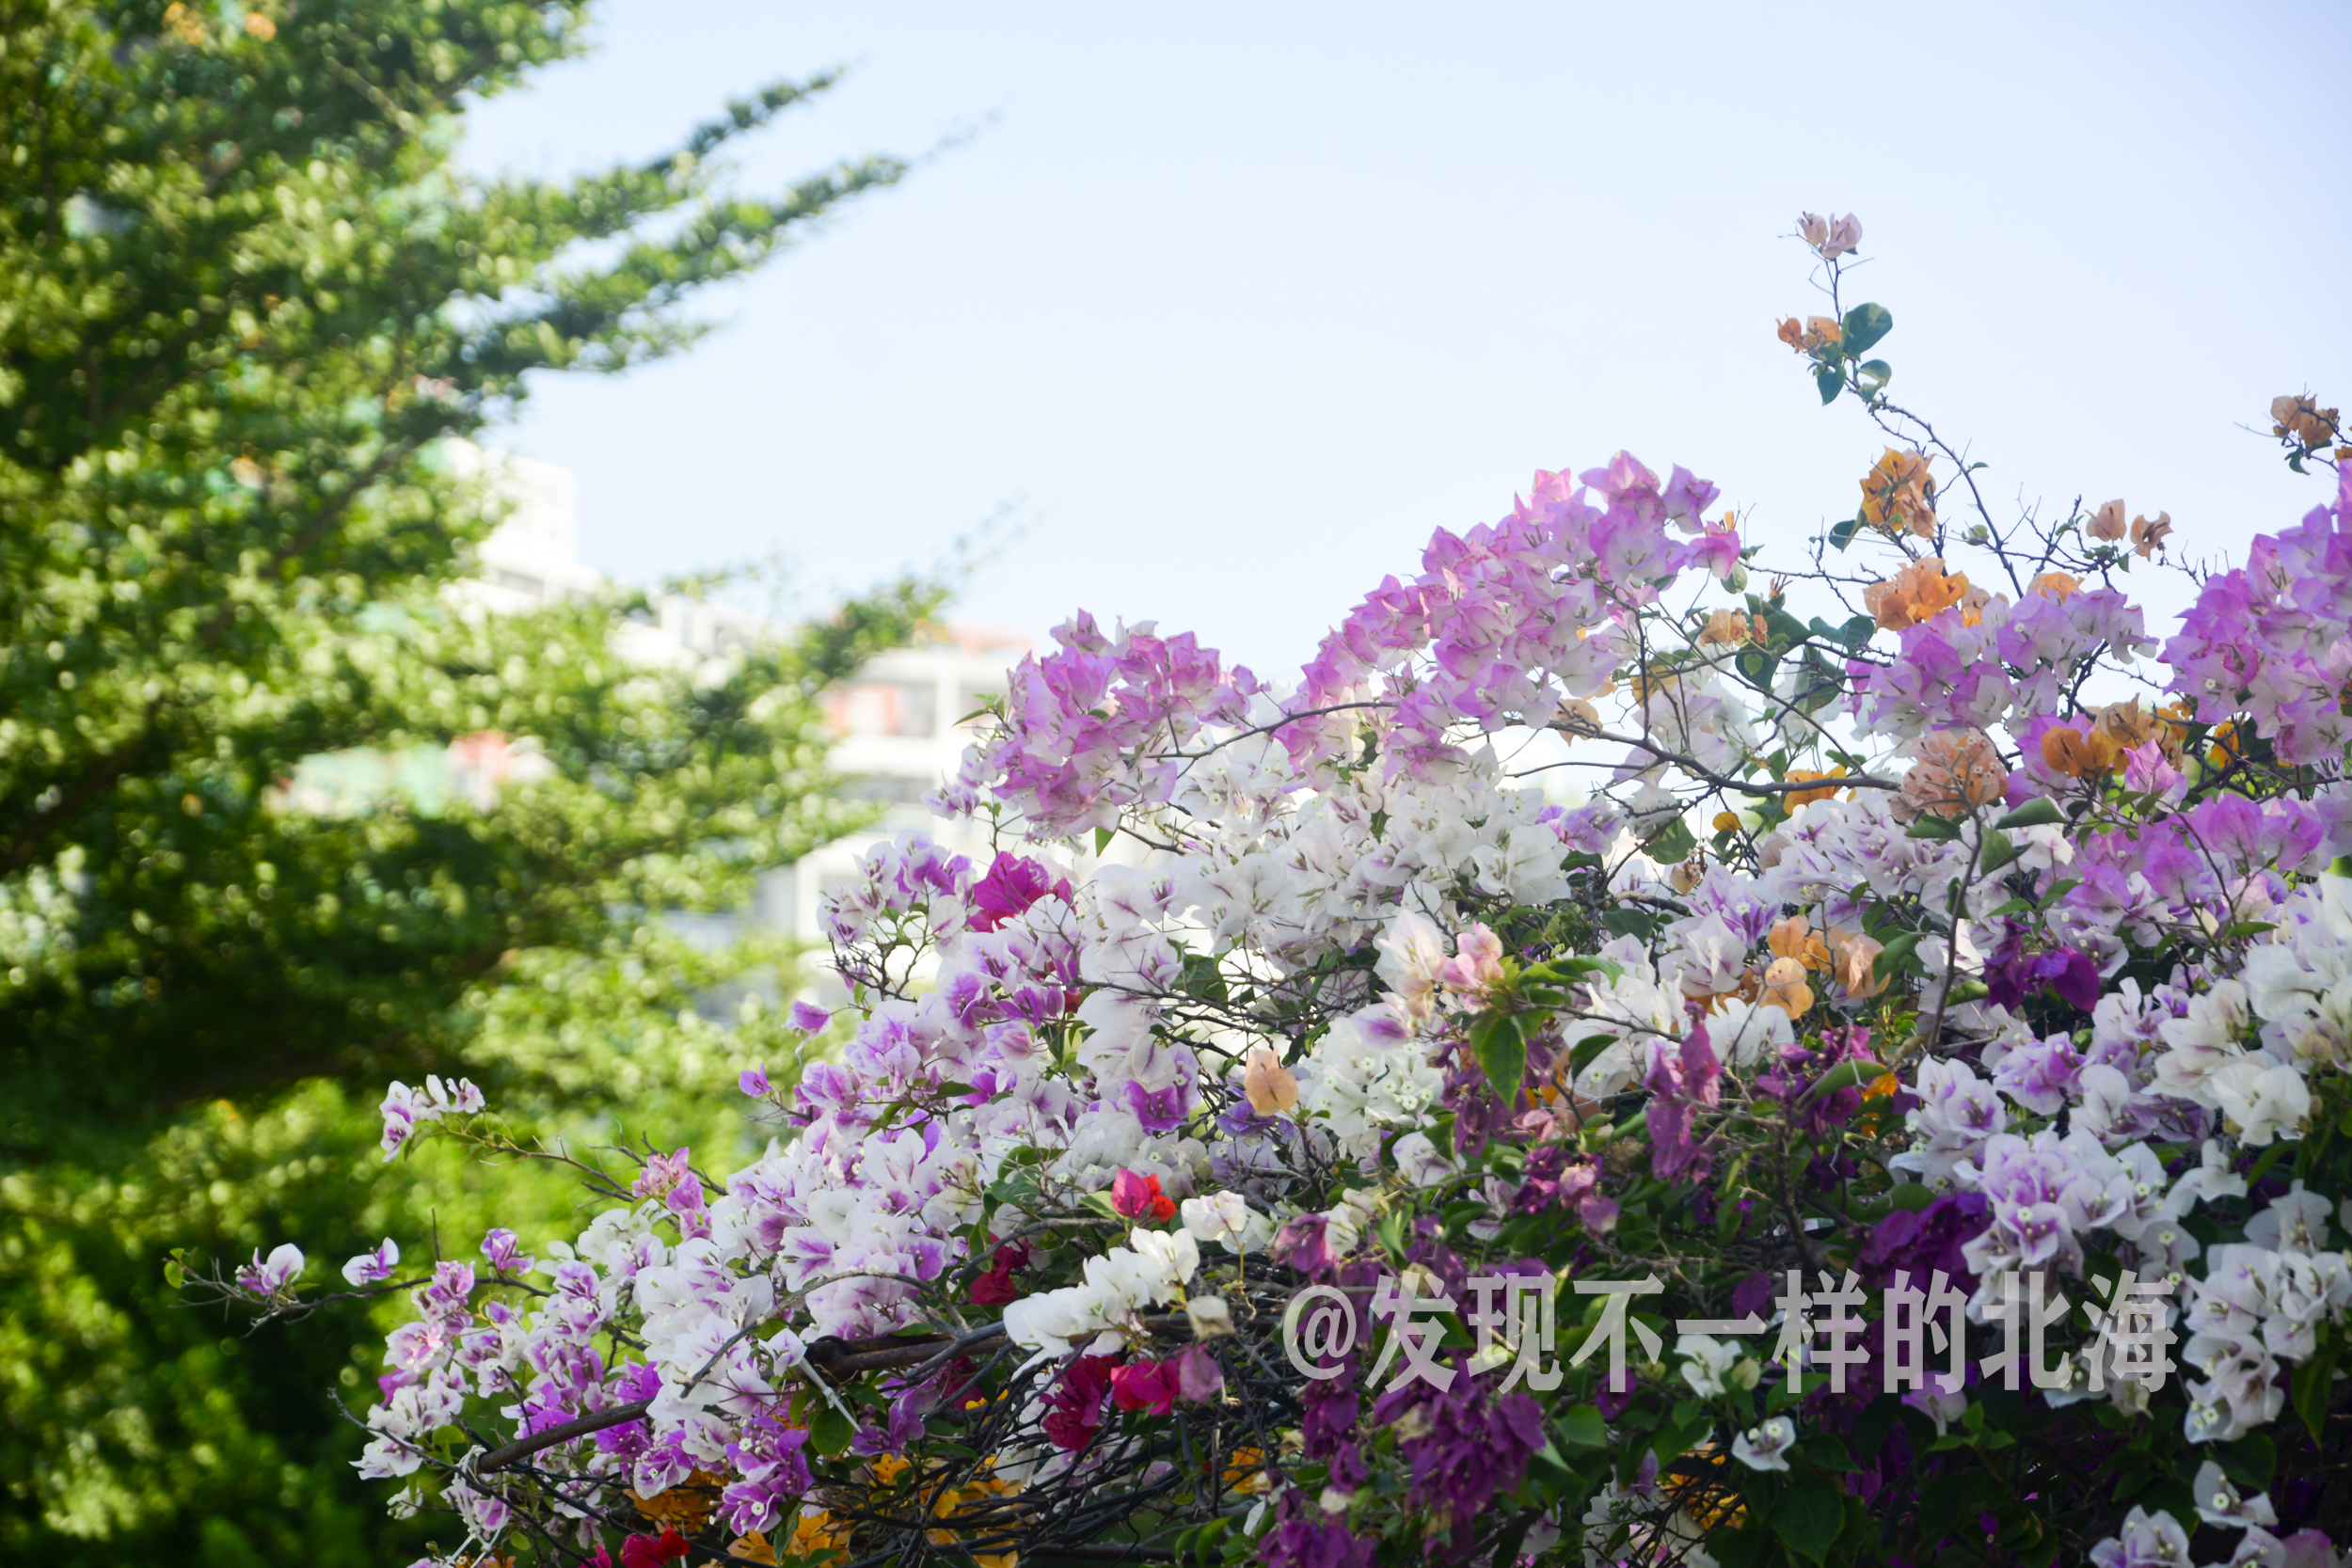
1110;1168;1177;1222
619;1530;691;1568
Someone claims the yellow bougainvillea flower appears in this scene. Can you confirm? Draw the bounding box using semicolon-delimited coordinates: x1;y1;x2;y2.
788;1509;854;1560
1662;1446;1748;1529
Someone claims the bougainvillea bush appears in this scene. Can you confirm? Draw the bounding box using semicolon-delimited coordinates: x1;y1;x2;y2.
206;221;2352;1568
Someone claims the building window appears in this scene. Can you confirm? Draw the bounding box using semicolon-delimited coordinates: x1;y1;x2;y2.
829;681;938;738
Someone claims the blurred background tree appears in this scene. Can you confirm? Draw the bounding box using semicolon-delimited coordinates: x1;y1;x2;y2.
0;3;931;1560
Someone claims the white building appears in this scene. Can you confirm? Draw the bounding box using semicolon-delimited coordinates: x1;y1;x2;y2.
446;443;1028;991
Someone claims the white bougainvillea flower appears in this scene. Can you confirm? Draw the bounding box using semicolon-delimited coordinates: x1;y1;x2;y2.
1731;1417;1795;1472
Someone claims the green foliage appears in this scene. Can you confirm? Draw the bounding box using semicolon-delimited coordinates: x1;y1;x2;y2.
0;3;924;1559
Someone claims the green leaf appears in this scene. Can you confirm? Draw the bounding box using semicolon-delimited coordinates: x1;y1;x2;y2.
1795;1434;1857;1471
1905;815;1963;841
1857;358;1893;389
1602;907;1658;941
1873;931;1926;982
1487;1513;1536;1568
1841;303;1893;356
1094;826;1116;856
1763;605;1814;646
163;1259;186;1290
808;1401;858;1455
1815;364;1844;404
2217;1432;2277;1491
1470;1013;1528;1097
1836;614;1876;650
1994;797;2065;830
1774;1471;1845;1564
1644;816;1697;864
1736;647;1780;689
1556;1405;1610;1449
1829;515;1859;552
1802;1058;1886;1103
1526;1440;1579;1488
2293;1351;2336;1442
1977;831;2025;874
1567;1033;1620;1084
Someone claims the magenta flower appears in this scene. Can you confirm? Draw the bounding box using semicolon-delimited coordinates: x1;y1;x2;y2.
630;1147;694;1199
968;851;1074;931
479;1227;532;1275
1982;925;2099;1012
1645;1026;1722;1183
1110;1168;1176;1221
1041;1354;1117;1451
1109;1357;1182;1415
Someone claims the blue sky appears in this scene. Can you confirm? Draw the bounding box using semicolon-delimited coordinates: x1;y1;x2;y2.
462;1;2352;675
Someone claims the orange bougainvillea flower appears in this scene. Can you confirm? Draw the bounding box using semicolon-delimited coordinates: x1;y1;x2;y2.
2132;510;2174;560
2030;570;2083;602
2086;499;2127;542
1827;930;1888;999
1760;956;1815;1017
1783;766;1849;808
2093;699;2159;753
1699;608;1753;646
1767;915;1831;973
2272;393;2343;450
1859;448;1936;537
1865;558;1976;632
1242;1047;1299;1115
629;1471;723;1534
1662;1445;1750;1530
1899;728;2008;820
2041;721;2120;779
1776;317;1806;352
1863;1069;1899;1100
2209;720;2248;769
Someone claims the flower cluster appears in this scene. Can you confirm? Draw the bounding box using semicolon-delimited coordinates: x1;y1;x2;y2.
205;233;2352;1568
